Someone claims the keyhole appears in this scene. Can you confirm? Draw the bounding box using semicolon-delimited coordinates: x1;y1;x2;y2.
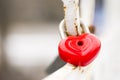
77;41;83;46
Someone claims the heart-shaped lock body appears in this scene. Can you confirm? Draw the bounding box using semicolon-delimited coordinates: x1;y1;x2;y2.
58;33;101;66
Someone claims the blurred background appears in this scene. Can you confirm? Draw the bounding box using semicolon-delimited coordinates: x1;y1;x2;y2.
0;0;120;80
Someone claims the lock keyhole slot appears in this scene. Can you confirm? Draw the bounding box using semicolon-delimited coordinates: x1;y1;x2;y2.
77;41;83;46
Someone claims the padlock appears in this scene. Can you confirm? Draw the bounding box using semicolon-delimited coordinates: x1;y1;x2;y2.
58;33;101;66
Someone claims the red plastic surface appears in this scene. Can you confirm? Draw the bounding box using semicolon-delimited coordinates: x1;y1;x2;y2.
58;33;101;66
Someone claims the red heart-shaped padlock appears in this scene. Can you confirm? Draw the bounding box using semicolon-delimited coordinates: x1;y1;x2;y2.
58;33;101;66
